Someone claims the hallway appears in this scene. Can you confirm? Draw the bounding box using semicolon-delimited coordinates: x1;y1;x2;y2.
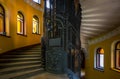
1;0;120;79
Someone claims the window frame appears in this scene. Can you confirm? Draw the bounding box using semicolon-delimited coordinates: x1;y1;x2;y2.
32;15;40;34
114;41;120;70
17;11;25;35
0;4;6;35
95;47;104;71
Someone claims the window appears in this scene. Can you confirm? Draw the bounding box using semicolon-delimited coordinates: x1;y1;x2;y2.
0;4;5;35
46;0;50;8
115;41;120;69
46;0;53;9
33;15;39;34
33;0;41;4
17;11;24;35
95;47;104;70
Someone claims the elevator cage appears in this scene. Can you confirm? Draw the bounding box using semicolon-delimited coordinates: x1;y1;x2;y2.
43;0;82;78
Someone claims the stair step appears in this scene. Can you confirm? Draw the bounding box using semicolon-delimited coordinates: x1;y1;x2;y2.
26;47;41;49
28;47;41;50
16;50;41;52
6;52;41;55
32;45;41;47
0;68;44;79
0;61;41;66
0;64;42;73
12;69;44;79
0;57;41;61
0;66;44;76
0;55;41;58
0;61;41;69
0;58;41;63
17;46;41;50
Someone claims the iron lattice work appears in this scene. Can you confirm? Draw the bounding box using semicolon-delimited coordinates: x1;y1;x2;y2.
44;0;82;78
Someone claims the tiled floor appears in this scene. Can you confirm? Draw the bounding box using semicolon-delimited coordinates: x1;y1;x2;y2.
27;72;69;79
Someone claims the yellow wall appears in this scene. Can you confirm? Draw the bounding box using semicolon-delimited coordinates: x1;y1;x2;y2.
86;33;120;79
0;0;44;54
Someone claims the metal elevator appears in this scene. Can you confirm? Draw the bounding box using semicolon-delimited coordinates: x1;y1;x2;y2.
43;0;82;79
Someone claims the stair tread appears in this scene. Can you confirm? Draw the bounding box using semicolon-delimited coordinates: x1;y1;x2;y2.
0;55;41;59
17;50;41;52
1;54;39;57
0;68;44;79
0;59;41;63
12;69;44;79
0;62;42;69
0;66;44;75
0;57;41;61
6;52;41;55
0;61;41;66
0;64;42;72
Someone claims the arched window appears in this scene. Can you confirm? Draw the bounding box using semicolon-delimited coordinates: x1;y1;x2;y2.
115;41;120;69
33;15;39;34
17;11;24;34
96;47;104;70
0;4;5;35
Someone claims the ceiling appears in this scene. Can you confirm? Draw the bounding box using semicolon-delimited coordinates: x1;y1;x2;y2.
80;0;120;39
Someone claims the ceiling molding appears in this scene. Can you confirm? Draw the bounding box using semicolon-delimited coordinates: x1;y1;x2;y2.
88;26;120;45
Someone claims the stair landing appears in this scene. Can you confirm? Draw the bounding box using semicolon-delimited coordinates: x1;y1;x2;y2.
27;72;69;79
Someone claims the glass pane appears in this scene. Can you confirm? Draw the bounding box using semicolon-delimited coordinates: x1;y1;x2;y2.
33;19;37;33
0;15;3;32
17;15;23;34
33;17;39;34
20;21;23;33
36;23;39;34
33;0;41;4
117;43;120;49
33;16;38;20
100;48;104;54
0;6;3;14
17;20;21;33
18;13;23;20
96;54;100;67
33;0;38;3
100;54;104;68
116;50;120;69
46;0;50;8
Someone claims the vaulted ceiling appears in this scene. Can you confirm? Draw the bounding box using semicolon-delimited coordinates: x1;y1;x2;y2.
80;0;120;39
